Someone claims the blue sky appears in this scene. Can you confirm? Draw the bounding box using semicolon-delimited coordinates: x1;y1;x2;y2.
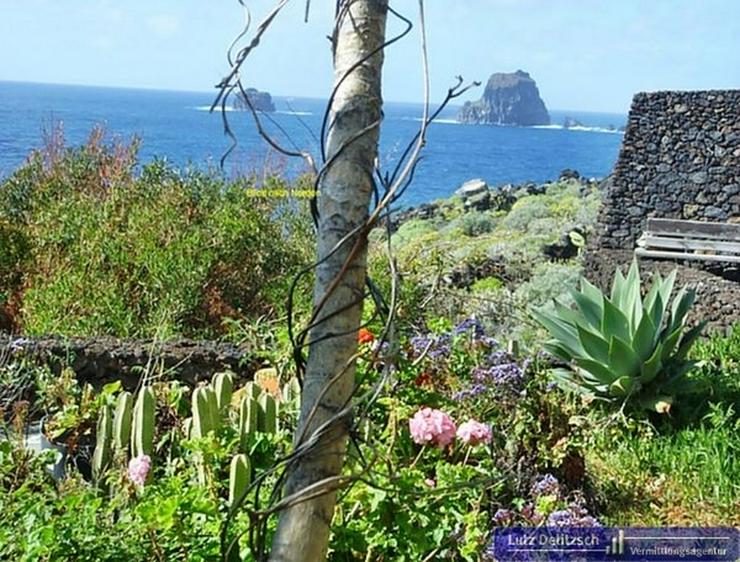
0;0;738;113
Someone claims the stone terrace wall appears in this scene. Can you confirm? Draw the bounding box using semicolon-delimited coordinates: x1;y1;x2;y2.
599;90;740;249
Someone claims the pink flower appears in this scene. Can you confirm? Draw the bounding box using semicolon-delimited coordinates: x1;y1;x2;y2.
408;407;457;448
128;454;151;486
424;478;436;488
456;419;492;446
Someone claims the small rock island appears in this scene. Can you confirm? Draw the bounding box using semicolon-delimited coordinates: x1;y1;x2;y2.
458;70;550;126
233;88;275;112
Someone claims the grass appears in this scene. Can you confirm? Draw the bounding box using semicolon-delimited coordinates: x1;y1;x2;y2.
589;408;740;525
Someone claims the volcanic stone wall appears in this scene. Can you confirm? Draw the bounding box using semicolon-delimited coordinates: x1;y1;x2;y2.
599;90;740;249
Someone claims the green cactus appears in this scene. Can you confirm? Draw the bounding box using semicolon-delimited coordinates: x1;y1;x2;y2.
242;381;261;401
258;392;278;434
282;377;301;412
131;386;155;457
112;391;133;453
238;395;259;451
213;372;234;415
228;454;251;508
192;386;220;438
92;404;113;482
204;386;220;431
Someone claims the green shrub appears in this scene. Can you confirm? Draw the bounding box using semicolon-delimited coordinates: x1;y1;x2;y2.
532;260;705;413
0;130;313;338
459;212;495;237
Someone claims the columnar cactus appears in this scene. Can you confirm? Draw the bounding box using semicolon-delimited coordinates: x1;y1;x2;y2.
228;453;251;508
92;404;113;482
192;386;220;438
258;392;278;434
243;381;261;401
282;377;301;413
113;391;133;453
238;395;259;452
205;387;220;431
131;386;155;458
213;372;234;415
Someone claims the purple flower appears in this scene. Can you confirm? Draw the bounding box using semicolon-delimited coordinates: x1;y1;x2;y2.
546;504;601;527
546;509;574;526
492;508;514;526
532;473;560;498
453;317;486;339
409;333;451;360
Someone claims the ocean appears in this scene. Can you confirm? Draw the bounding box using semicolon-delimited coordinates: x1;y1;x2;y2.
0;81;626;208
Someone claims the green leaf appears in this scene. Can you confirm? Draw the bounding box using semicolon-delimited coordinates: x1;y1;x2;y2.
675;321;707;360
610;268;626;309
580;278;605;313
531;307;584;356
608;376;636;397
573;357;617;384
669;287;695;333
608;335;641;378
639;343;664;384
602;298;631;343
622;259;642;331
632;313;658;361
660;325;684;361
571;289;603;329
658;269;677;310
650;292;665;333
543;341;575;362
577;324;610;365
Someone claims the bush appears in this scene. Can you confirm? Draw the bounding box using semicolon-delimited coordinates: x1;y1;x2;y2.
0;129;314;339
459;212;496;237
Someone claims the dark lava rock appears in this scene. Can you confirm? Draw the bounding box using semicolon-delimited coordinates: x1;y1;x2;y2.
543;228;587;260
559;169;581;181
0;335;260;389
233;88;276;112
458;70;550;126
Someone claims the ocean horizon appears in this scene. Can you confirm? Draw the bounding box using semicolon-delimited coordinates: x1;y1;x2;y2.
0;80;626;207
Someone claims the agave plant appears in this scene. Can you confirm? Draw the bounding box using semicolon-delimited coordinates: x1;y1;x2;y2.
532;260;705;412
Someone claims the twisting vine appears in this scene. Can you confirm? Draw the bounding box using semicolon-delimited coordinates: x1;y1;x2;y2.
210;1;479;559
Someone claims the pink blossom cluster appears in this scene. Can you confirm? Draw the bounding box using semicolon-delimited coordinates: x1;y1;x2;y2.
408;408;491;448
128;454;151;487
408;407;457;448
456;419;493;446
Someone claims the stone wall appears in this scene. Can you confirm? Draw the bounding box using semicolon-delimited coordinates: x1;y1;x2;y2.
599;90;740;249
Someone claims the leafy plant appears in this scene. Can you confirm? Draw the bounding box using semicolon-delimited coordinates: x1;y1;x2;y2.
532;260;705;413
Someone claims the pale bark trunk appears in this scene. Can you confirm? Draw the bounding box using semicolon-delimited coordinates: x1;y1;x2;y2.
268;1;388;560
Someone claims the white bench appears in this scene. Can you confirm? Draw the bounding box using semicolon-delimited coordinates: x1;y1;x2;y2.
635;218;740;263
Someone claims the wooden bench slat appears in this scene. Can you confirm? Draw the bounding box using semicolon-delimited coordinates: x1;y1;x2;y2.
635;247;740;263
645;218;740;242
638;235;740;255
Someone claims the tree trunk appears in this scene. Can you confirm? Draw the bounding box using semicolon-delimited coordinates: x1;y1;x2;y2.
269;1;388;560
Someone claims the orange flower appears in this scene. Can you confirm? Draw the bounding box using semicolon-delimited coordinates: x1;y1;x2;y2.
358;327;375;344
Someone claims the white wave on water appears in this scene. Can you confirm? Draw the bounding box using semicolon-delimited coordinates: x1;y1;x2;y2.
402;117;461;125
193;105;231;112
193;106;313;116
275;110;313;116
531;124;623;134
